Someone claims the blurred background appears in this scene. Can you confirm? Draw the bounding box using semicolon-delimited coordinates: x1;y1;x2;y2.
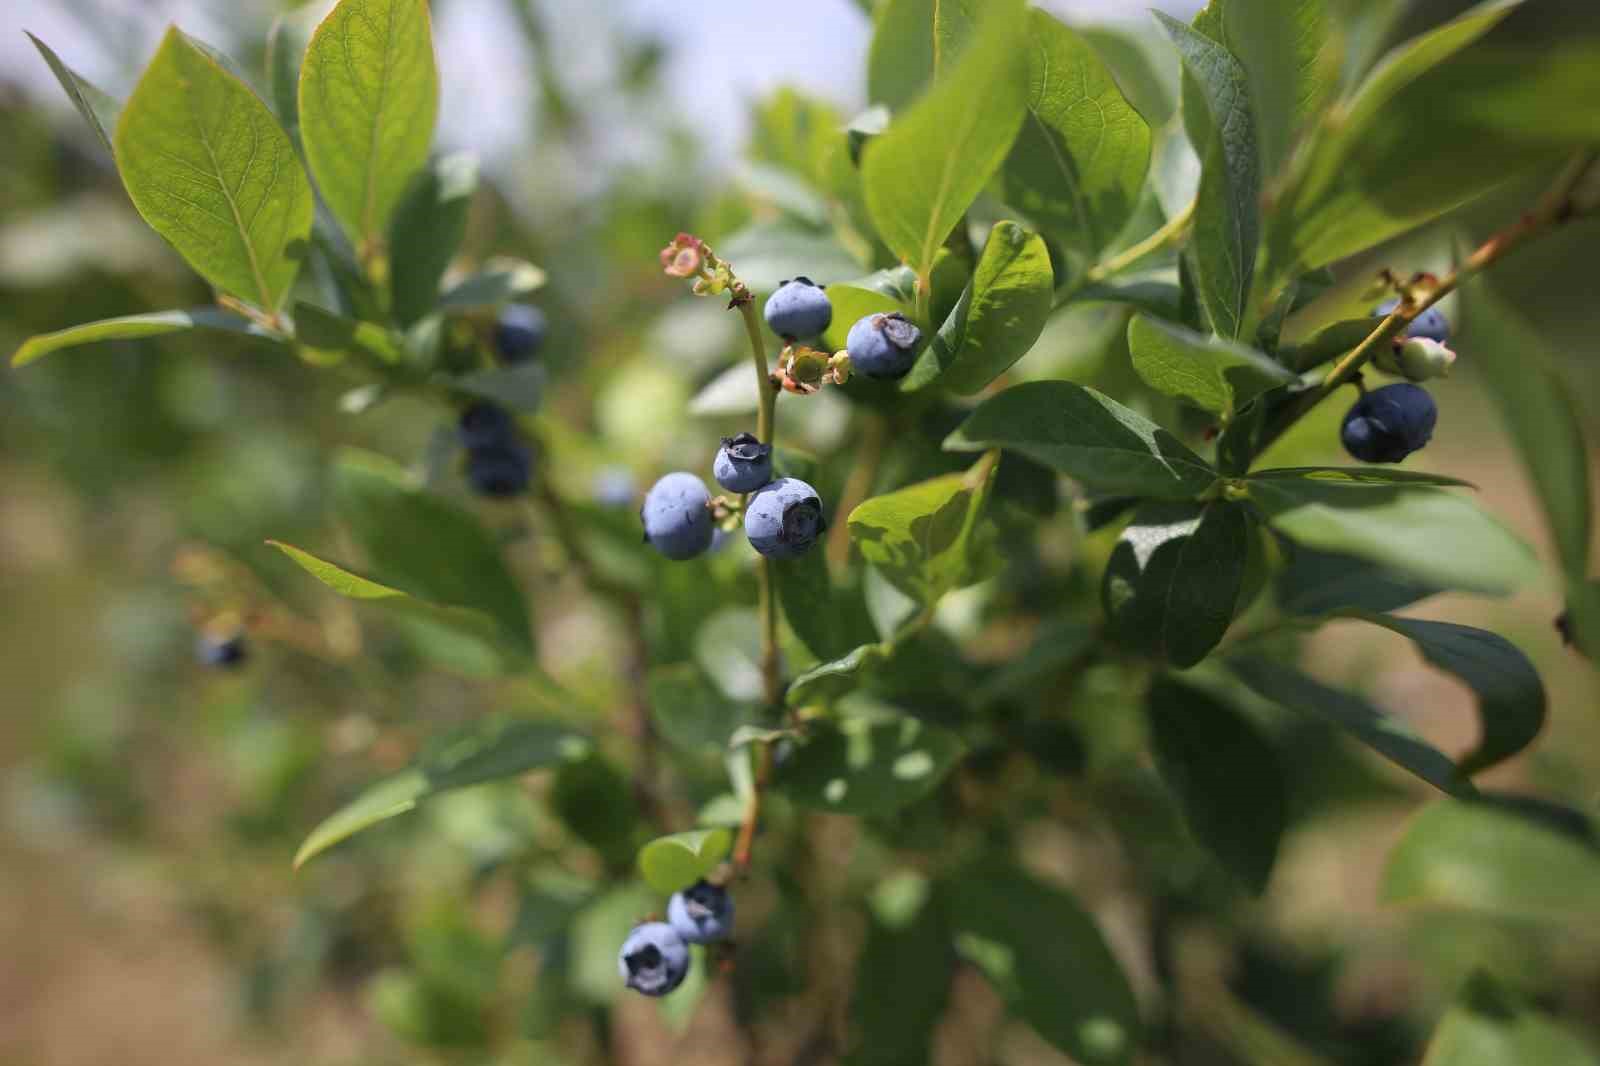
2;1;1598;1064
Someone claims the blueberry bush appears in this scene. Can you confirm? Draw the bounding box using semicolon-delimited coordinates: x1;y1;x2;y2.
10;0;1600;1062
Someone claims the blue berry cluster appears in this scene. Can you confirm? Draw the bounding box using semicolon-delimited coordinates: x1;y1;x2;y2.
1339;298;1454;464
618;879;734;997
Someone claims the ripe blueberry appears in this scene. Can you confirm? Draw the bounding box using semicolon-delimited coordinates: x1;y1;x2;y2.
667;879;734;944
712;432;774;493
846;312;922;380
764;277;832;341
744;477;826;559
1374;298;1450;344
642;472;716;560
494;304;546;363
466;443;532;496
196;632;247;669
617;921;690;997
1341;383;1437;463
458;402;516;451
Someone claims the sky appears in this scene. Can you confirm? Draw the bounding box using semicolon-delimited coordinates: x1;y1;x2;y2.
2;0;1201;166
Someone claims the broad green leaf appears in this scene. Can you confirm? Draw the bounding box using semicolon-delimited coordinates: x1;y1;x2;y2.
1264;0;1537;276
1251;466;1473;488
847;464;999;606
854;901;953;1066
114;28;314;310
1126;313;1295;417
294;718;584;866
949;868;1139;1065
946;380;1217;498
1248;477;1539;595
331;449;533;652
902;221;1053;393
1000;11;1151;271
862;0;1028;277
1219;0;1334;179
447;363;546;412
551;755;638;868
1383;798;1600;923
1229;656;1469;795
786;642;893;707
299;0;439;253
390;153;478;326
1345;612;1545;776
436;258;548;311
1461;281;1591;596
776;713;965;815
1103;500;1251;667
1147;677;1285;892
294;301;405;365
1422;973;1600;1066
1157;12;1259;338
1275;545;1440;616
636;829;733;894
264;12;315;144
773;549;877;663
646;665;754;755
26;32;120;155
11;308;282;368
974;617;1098;708
866;0;935;110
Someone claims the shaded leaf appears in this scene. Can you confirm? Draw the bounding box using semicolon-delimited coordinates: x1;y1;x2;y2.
436;258;547;310
847;464;1000;607
26;32;119;154
776;713;965;815
853;897;953;1066
114;28;313;309
294;301;405;366
447;363;546;413
1275;545;1440;616
295;718;585;866
1103;500;1251;667
1147;677;1285;893
391;152;478;326
646;665;754;755
1421;972;1600;1066
773;549;877;663
946;380;1216;498
1229;655;1469;795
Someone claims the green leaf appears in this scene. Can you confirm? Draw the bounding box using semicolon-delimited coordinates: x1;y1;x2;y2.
863;0;1028;277
1275;546;1440;616
1146;677;1285;893
447;363;546;413
299;0;439;252
114;28;313;310
847;465;999;607
294;717;585;867
390;153;478;327
1157;12;1259;338
1343;612;1545;777
1073;271;1185;320
1228;656;1469;795
949;868;1139;1065
436;258;547;311
866;0;935;110
1421;973;1600;1066
946;380;1217;498
331;449;533;653
1126;313;1295;417
1251;466;1473;488
1248;477;1539;596
1218;0;1333;180
786;642;894;707
268;541;522;676
1000;10;1151;271
293;301;405;366
853;900;953;1066
645;665;754;755
1460;281;1591;596
1382;798;1600;923
776;713;965;815
1103;500;1251;668
264;13;312;144
901;221;1053;394
1280;318;1383;372
26;32;120;155
773;549;877;663
11;308;283;368
636;829;733;894
1264;0;1535;275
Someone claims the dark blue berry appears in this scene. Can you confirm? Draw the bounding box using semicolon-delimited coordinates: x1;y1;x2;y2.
642;472;715;560
667;879;734;944
744;477;826;559
618;922;690;997
494;304;546;363
458;402;516;451
846;312;922;380
712;432;774;493
467;443;531;496
1341;383;1437;463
